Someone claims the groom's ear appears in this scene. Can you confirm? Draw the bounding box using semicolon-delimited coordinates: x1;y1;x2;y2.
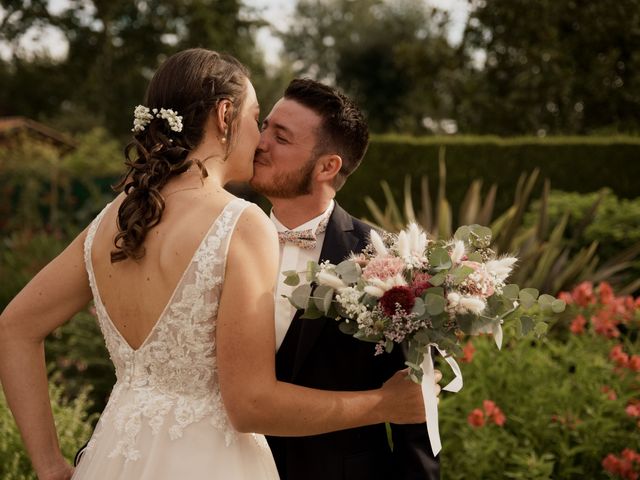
315;154;342;182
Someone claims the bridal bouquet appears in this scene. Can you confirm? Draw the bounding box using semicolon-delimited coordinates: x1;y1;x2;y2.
283;223;566;455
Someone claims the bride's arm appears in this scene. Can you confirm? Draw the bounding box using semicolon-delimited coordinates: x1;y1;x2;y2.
217;205;428;436
0;229;92;480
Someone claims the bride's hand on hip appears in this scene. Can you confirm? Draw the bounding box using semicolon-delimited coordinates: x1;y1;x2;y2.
380;368;443;424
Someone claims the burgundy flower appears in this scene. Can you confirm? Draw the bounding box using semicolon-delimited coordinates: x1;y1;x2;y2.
379;286;416;316
411;272;433;297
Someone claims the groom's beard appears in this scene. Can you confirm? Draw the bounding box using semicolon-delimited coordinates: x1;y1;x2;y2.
251;156;316;199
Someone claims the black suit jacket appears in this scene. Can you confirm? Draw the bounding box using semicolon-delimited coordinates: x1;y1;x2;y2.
266;203;439;480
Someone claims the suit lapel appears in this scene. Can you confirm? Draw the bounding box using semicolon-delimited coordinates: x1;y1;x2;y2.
291;203;360;379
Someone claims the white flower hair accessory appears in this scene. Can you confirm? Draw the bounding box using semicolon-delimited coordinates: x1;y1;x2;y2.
132;105;183;133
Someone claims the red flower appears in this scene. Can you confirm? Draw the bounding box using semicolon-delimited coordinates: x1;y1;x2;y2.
467;408;485;427
599;281;615;305
626;402;640;418
379;286;416;316
601;385;618;401
460;341;475;363
603;454;622;476
572;281;596;307
557;291;573;304
482;400;506;426
629;355;640;372
492;410;506;426
610;345;630;369
411;272;433;297
570;314;587;334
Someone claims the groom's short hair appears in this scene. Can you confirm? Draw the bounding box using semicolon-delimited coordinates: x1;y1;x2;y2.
284;78;369;191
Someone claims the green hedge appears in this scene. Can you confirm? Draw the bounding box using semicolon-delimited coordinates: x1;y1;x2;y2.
338;135;640;219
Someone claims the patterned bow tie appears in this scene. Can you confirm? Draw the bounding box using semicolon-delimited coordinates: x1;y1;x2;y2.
278;215;330;250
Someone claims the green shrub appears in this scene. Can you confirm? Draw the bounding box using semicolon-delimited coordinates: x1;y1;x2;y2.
439;282;639;479
0;380;95;480
338;135;640;219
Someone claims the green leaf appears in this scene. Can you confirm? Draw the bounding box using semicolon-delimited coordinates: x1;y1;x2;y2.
335;260;360;283
306;261;320;282
283;270;300;286
521;287;540;300
290;284;312;310
534;321;549;337
538;294;555;310
519;290;537;309
425;293;446;315
466;252;483;263
520;316;534;335
385;340;394;353
450;265;474;285
412;297;426;317
300;301;324;319
413;329;431;344
429;272;446;286
429;247;452;271
313;285;335;314
354;330;381;343
339;320;359;335
503;284;520;300
551;299;566;313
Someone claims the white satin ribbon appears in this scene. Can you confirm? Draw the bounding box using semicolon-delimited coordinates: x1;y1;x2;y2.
420;344;463;456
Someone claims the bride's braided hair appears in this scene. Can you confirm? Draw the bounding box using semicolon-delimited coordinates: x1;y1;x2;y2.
111;49;248;263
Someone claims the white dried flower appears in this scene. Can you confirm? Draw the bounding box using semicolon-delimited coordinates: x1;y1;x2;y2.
131;105;184;133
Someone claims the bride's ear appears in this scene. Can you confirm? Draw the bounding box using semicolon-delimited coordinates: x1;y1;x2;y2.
215;99;233;141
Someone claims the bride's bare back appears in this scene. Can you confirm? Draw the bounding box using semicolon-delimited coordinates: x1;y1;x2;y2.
90;189;234;350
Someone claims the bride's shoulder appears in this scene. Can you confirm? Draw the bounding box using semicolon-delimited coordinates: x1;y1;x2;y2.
234;202;277;240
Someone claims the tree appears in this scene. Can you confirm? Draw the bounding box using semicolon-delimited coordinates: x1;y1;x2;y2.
457;0;640;135
0;0;272;137
280;0;459;134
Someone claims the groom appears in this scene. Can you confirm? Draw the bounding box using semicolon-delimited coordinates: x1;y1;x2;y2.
250;78;440;480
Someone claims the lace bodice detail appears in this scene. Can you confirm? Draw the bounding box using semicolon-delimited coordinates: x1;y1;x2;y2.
83;198;250;461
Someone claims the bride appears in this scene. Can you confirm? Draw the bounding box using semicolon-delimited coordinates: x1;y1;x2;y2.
0;48;437;480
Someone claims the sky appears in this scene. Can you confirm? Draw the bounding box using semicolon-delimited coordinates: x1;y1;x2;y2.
0;0;470;65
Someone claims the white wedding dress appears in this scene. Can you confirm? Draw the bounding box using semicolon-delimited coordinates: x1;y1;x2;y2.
72;197;279;479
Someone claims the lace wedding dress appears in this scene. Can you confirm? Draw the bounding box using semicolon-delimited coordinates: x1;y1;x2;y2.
72;198;279;479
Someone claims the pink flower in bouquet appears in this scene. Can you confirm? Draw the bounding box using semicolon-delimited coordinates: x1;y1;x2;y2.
603;449;640;480
460;260;495;297
362;255;405;281
570;314;587;334
380;286;416;316
411;272;433;297
467;408;485;427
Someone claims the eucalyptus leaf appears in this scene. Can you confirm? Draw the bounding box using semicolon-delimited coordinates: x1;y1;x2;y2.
534;321;549;336
429;272;446;286
385;340;394;353
412;297;426;317
538;294;555;310
429;247;452;271
290;284;312;310
521;287;540;300
450;265;474;285
313;285;335;314
551;299;566;313
413;329;431;344
520;316;534;335
466;252;483;263
354;330;382;343
339;320;359;335
454;225;471;242
335;260;360;284
282;270;300;287
306;261;320;282
300;301;324;319
503;284;520;300
519;291;536;309
425;293;446;315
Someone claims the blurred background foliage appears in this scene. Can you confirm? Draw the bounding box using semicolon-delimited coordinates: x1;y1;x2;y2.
1;0;640;478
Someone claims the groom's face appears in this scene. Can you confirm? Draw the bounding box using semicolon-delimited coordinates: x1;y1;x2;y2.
250;98;321;199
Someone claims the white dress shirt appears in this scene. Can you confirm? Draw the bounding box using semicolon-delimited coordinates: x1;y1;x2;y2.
271;200;335;351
